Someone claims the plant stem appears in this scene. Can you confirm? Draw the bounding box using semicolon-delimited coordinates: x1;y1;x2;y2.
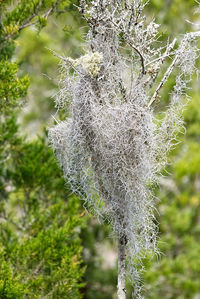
117;233;126;299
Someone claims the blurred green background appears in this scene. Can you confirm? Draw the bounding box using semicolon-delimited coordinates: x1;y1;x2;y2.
0;0;200;298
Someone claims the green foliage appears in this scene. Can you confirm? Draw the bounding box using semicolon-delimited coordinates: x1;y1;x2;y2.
0;1;85;298
0;60;29;111
0;194;85;298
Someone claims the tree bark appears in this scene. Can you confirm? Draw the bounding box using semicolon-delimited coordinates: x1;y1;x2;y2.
117;233;126;299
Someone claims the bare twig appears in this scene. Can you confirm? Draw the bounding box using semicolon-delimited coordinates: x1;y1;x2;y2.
19;0;44;29
111;19;146;74
148;55;178;107
145;38;177;68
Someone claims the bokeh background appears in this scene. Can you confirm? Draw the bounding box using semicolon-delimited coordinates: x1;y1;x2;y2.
0;0;200;298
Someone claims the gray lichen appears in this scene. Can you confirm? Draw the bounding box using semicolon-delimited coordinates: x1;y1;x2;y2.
49;1;200;297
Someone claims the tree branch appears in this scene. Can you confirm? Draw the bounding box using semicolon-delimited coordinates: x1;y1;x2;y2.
117;233;127;299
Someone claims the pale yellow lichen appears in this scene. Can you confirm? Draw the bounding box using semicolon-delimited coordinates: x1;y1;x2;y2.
67;52;103;77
